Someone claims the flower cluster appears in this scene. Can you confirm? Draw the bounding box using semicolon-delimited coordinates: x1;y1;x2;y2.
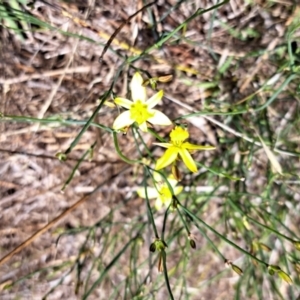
113;72;215;209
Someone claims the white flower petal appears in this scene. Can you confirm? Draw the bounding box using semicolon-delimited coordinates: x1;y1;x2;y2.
153;142;173;148
113;111;134;130
147;90;164;108
131;72;147;102
153;172;163;182
155;197;164;210
148;110;172;126
114;97;132;109
174;186;183;195
166;178;178;188
139;122;148;132
137;187;158;199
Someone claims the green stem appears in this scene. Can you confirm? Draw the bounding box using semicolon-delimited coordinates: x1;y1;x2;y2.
143;166;159;239
64;90;111;155
254;74;297;112
113;132;141;164
182;206;225;260
227;198;299;243
1;114;113;132
179;203;268;267
176;206;190;235
82;230;144;300
61;141;97;191
161;250;174;300
162;205;171;241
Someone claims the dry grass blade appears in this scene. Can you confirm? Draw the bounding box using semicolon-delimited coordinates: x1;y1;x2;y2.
253;128;283;175
0;167;128;267
0;194;89;267
1;0;299;298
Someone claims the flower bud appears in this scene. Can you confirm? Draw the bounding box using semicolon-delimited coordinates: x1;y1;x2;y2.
294;263;300;274
293;241;300;251
55;152;67;161
158;75;173;83
258;243;271;252
189;239;196;249
172;165;182;181
231;264;243;276
278;270;293;285
188;233;196;249
149;242;156;253
154;239;168;252
268;265;281;276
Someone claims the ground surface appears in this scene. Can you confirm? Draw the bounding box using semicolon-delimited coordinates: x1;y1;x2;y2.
0;0;300;299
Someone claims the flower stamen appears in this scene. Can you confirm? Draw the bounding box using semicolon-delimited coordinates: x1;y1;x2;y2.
130;100;154;125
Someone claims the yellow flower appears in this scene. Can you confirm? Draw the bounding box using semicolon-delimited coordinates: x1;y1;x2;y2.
155;126;215;173
113;72;172;132
137;174;183;210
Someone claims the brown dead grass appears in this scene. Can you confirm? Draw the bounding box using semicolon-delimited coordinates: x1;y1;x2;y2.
0;0;299;299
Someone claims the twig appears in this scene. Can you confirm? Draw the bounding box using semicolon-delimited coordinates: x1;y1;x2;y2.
0;66;96;85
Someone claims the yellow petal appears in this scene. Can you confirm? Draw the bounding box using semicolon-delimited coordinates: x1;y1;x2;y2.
131;72;147;102
113;111;134;130
148;110;172;126
155;147;179;170
137;187;158;199
147;90;164;108
114;97;132;109
179;149;197;172
183;142;216;151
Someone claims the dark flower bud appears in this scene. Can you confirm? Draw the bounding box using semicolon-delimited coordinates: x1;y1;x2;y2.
149;242;156;253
